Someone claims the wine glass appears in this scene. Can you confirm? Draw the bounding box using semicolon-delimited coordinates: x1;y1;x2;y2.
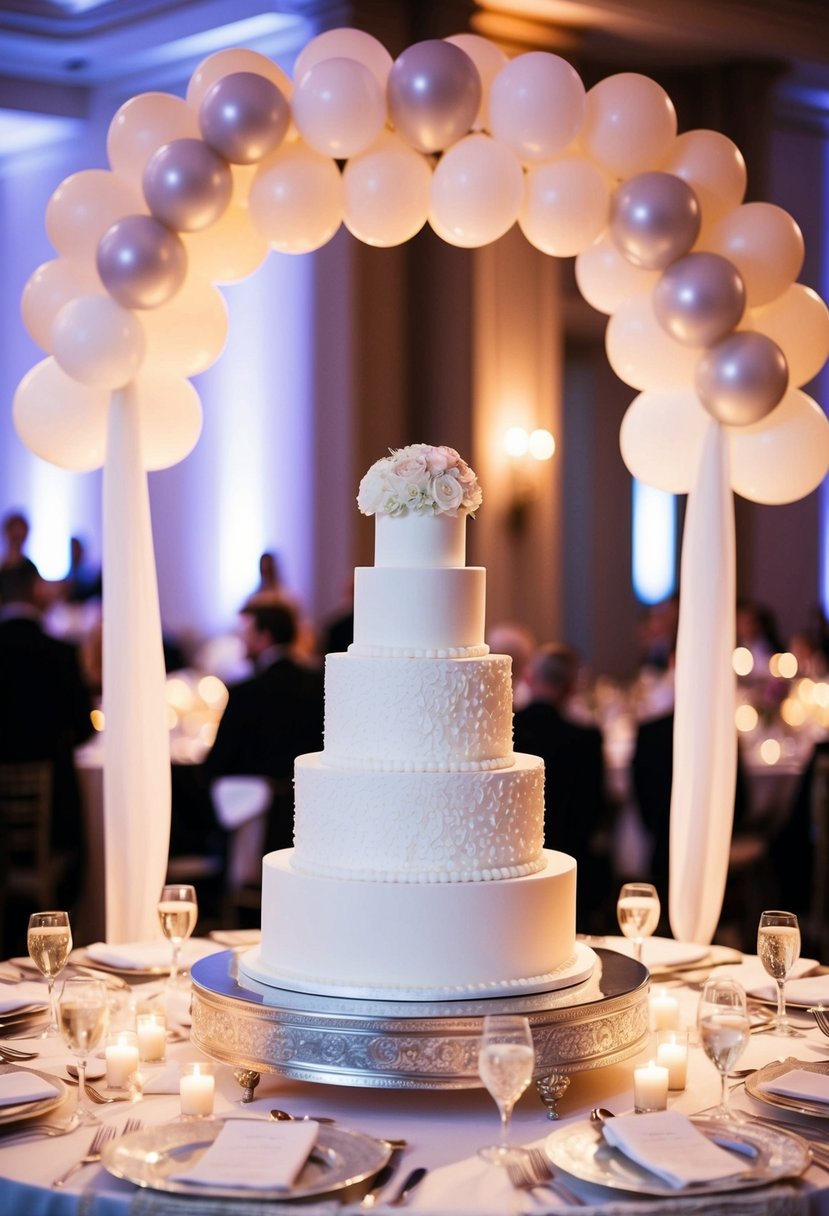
157;884;198;985
27;911;72;1038
58;977;109;1127
477;1014;535;1165
697;977;750;1122
616;882;660;964
757;909;803;1037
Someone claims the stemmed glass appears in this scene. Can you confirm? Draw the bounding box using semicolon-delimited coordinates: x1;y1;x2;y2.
58;977;109;1127
27;911;72;1038
757;909;803;1037
616;882;660;963
697;978;750;1122
157;884;198;986
477;1014;535;1165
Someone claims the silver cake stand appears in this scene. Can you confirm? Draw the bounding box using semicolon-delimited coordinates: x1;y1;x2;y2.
190;947;650;1118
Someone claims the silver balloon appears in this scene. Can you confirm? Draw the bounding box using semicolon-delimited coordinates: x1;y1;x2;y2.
696;331;789;426
96;214;187;310
387;39;481;154
143;137;232;232
199;71;289;164
610;171;701;271
653;252;746;347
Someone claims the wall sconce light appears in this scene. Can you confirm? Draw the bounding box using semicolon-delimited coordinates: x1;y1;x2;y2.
503;426;555;533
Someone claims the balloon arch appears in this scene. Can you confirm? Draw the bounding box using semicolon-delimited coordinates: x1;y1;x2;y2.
13;28;829;944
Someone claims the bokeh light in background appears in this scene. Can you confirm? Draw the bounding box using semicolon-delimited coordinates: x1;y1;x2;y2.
631;480;676;605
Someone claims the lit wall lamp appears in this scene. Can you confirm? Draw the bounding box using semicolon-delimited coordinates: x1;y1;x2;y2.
503;426;555;533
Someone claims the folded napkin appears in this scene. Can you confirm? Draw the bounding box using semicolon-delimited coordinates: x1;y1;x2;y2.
84;939;220;971
140;1064;181;1094
0;1071;60;1107
0;982;48;1014
171;1119;318;1190
601;1111;753;1188
758;1067;829;1105
751;976;829;1008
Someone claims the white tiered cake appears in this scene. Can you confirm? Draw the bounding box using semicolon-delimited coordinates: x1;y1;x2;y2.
242;445;592;1001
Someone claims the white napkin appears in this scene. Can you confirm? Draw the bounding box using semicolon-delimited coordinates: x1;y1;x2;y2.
601;1111;753;1188
758;1067;829;1104
171;1119;318;1190
754;976;829;1007
84;939;220;970
0;1071;60;1107
0;982;48;1013
140;1064;180;1094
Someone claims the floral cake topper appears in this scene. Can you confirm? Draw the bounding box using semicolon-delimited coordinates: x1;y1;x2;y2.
357;443;483;518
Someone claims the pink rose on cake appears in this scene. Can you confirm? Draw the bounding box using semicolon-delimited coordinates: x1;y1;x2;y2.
357;443;482;518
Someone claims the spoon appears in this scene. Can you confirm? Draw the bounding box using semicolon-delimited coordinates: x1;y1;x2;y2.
590;1107;615;1124
65;1065;130;1103
269;1109;336;1124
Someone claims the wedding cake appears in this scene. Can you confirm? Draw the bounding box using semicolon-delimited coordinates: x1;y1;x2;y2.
242;445;591;1001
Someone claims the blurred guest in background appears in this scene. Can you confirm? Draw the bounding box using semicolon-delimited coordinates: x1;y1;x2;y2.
513;643;614;932
736;599;785;673
488;620;536;709
319;577;354;657
63;535;102;604
0;509;39;605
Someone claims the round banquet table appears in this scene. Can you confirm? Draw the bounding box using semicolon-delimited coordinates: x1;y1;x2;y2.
0;944;828;1215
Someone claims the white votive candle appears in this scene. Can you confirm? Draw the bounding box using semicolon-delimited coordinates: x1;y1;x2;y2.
136;1012;167;1063
105;1031;140;1090
634;1059;669;1112
180;1063;214;1117
649;988;680;1031
656;1030;688;1090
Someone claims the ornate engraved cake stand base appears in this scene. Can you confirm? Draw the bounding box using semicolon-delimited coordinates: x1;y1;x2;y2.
190;948;649;1119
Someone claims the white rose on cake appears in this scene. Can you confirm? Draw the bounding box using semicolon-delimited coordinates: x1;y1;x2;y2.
357;443;482;518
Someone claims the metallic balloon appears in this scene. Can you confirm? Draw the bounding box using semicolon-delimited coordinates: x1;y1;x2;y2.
143;138;232;232
387;39;481;154
653;252;746;347
96;214;187;310
199;71;290;164
695;330;789;426
610;171;701;271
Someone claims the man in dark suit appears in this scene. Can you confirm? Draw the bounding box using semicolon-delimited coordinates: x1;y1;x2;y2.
204;597;324;854
0;565;94;921
513;643;613;933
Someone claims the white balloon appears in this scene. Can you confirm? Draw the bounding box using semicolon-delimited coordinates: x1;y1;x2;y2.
249;141;343;254
52;295;146;389
292;57;386;158
21;258;104;352
607;294;701;391
575;231;658;315
139;275;228;377
444;33;508;130
132;370;203;470
430;133;523;248
579;72;677;178
520;157;610;257
729;388;829;504
661;129;747;234
183;203;270;283
620;388;710;493
488;51;585;162
700;202;804;307
749;283;829;388
107;93;200;192
45;169;145;261
187;48;292;109
343;132;432;247
293;28;393;90
12;357;110;472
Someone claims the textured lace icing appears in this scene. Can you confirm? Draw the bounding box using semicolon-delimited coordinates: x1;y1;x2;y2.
348;642;489;658
319;753;516;773
291;855;546;884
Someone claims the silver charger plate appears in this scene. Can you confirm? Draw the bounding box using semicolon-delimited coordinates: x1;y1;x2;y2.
0;1063;67;1126
102;1119;391;1201
546;1116;810;1196
746;1057;829;1118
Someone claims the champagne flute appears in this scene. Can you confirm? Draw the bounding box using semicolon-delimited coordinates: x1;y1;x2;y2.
616;882;660;964
757;909;803;1037
157;884;198;985
27;911;72;1038
697;977;750;1122
58;977;109;1127
477;1014;535;1165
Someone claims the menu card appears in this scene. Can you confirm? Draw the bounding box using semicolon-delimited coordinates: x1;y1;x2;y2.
601;1111;753;1188
171;1119;319;1190
758;1067;829;1104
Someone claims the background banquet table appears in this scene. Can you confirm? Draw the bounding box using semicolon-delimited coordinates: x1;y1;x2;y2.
1;942;828;1215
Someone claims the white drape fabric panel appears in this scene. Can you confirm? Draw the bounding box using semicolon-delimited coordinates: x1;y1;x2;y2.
102;385;171;943
669;420;737;945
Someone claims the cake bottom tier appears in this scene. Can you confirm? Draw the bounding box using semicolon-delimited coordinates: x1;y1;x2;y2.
243;848;582;1001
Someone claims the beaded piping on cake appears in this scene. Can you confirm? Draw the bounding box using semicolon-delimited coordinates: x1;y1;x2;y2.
290;856;546;883
348;642;490;658
318;753;516;773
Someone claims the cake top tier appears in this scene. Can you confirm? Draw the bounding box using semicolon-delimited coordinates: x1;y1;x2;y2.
357;444;482;520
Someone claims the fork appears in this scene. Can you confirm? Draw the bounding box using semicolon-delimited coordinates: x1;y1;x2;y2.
0;1045;39;1061
52;1124;117;1188
507;1147;585;1207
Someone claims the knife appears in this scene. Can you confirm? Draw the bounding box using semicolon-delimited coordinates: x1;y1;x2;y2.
361;1148;404;1208
388;1166;428;1206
